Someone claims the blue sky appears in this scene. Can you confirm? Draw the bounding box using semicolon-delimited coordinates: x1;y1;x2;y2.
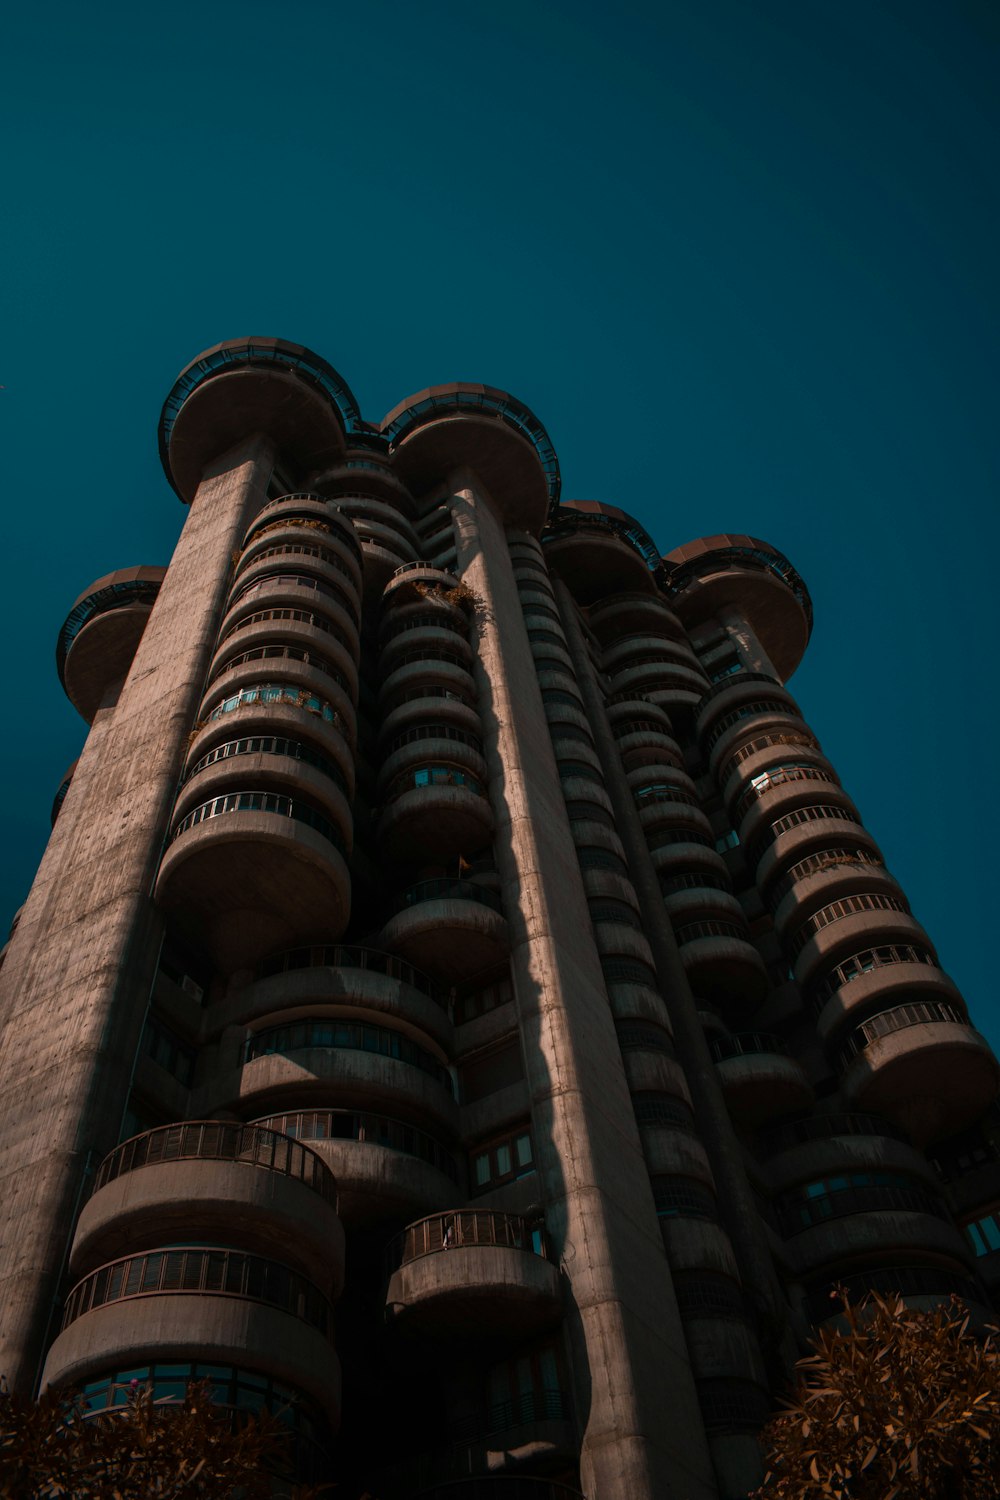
2;1;998;1048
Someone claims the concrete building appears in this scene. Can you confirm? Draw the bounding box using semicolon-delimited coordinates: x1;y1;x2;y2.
2;336;999;1500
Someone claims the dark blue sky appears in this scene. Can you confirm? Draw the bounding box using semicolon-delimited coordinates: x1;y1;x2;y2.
2;2;997;1046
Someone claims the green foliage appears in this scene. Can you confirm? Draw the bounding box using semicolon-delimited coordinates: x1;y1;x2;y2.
753;1291;1000;1499
0;1379;333;1499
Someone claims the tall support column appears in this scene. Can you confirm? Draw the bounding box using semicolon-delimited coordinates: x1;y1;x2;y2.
0;436;275;1389
449;471;717;1500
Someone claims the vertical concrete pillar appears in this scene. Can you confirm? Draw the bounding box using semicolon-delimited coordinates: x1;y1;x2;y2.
449;471;717;1500
0;437;274;1389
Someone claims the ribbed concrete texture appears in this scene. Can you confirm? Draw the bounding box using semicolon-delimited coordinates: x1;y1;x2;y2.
0;336;996;1500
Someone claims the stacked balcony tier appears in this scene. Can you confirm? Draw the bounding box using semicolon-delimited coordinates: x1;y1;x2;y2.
542;504;660;601
58;567;166;721
385;1212;562;1338
154;499;362;967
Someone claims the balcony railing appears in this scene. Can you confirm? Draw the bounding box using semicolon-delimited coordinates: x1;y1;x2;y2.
698;670;781;710
252;1108;460;1181
382;764;488;805
94;1121;337;1205
229;570;360;629
774;1176;949;1238
391;880;503;916
838;999;969;1064
709;1032;789;1063
787;890;911;958
810;943;940;1010
761;1112;908;1155
62;1248;331;1334
447;1389;573;1442
386;1211;549;1273
169;791;346;856
805;1265;985;1322
257;942;447;1006
245;1021;454;1093
185;735;349;796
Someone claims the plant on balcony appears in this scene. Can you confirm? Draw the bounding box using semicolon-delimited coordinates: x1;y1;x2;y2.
0;1378;332;1498
752;1290;1000;1499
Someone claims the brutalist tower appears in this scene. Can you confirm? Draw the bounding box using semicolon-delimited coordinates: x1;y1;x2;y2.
2;337;999;1500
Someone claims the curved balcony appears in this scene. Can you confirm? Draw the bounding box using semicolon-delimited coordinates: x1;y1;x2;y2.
673;920;769;1009
378;726;487;794
804;1264;989;1326
57;567;166;721
773;1174;970;1272
811;942;961;1040
377;764;494;862
542;504;660;601
792;901;931;991
253;1107;460;1227
381;382;559;534
658;870;737;924
244;491;362;559
772;850;902;937
705;697;809;775
602;632;701;674
662;534;812;682
236;1018;456;1129
43;1246;340;1423
160;336;362;501
381;693;482;746
240;517;363;597
70;1123;343;1292
609;659;708;707
222;568;361;646
176;736;352;844
154;789;351;970
312;453;414;509
754;810;884;894
709;1033;813;1125
588;589;686;645
209;614;359;700
379;652;478;713
232;540;362;625
385;1211;561;1338
381;880;508;984
839;1001;1000;1145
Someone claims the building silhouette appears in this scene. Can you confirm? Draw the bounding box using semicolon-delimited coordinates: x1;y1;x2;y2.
2;336;999;1500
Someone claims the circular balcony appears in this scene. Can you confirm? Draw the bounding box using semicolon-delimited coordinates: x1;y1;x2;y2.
378;727;487;794
252;1107;460;1227
773;1175;971;1272
381;881;508;984
761;1116;938;1196
380;616;472;672
609;658;708;706
209;613;359;699
379;653;478;712
311;453;414;508
384;563;464;607
222;567;361;647
705;699;809;777
245;491;362;558
804;1264;990;1327
57;568;166;722
542;504;659;600
772;850;902;937
793;903;931;992
236;1018;456;1129
588;590;686;645
385;1212;561;1338
160;336;362;502
754;809;883;893
839;1002;1000;1144
176;735;352;842
154;789;351;969
662;534;813;682
603;633;700;675
381;383;559;534
737;772;855;852
70;1123;343;1292
377;764;495;863
381;693;481;746
709;1033;813;1125
232;538;362;623
658;869;737;924
674;921;768;1008
43;1245;340;1422
185;684;357;800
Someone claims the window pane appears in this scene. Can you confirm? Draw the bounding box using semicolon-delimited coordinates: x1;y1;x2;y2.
495;1144;512;1177
474;1153;491;1186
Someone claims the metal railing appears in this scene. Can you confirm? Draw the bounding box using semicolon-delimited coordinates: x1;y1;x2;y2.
252;1108;459;1181
704;698;801;750
95;1122;337;1204
698;670;782;710
62;1247;331;1333
57;579;163;681
237;538;358;588
675;919;750;946
204;680;351;732
388;723;483;755
382;764;488;805
392;880;503;916
768;846;886;907
245;1020;453;1092
775;1177;949;1237
810;942;940;1009
709;1032;789;1063
787;890;911;958
733;763;838;822
839;999;968;1064
257;943;446;1004
761;1112;908;1155
185;734;349;795
228;570;360;629
386;1211;548;1272
170;791;346;855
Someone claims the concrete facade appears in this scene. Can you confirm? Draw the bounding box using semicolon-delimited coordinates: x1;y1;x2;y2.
1;337;999;1500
